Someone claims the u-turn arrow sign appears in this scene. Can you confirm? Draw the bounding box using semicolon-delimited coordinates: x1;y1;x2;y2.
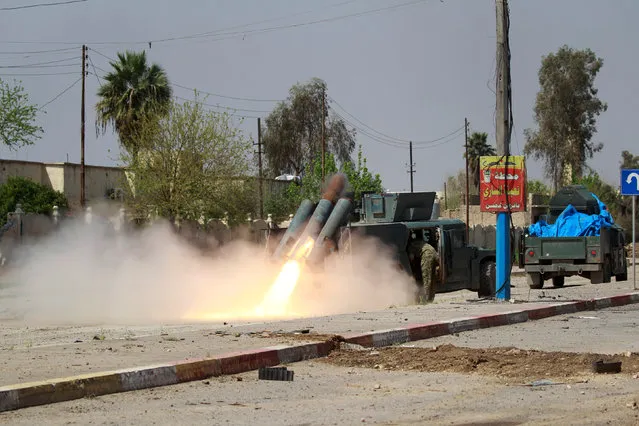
621;169;639;196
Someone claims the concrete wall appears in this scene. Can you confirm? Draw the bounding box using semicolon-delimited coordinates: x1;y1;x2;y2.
0;160;128;209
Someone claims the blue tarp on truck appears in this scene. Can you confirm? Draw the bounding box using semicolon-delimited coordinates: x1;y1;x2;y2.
528;193;614;238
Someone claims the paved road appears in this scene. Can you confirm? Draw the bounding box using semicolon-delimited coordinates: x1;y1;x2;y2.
418;303;639;355
1;273;637;385
2;356;638;425
1;273;639;424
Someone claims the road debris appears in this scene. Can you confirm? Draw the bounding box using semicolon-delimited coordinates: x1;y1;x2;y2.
258;366;294;381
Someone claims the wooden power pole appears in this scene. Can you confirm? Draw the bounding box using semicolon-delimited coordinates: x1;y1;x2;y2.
408;141;415;192
464;117;470;240
321;87;326;184
80;44;87;208
257;117;264;219
495;0;512;301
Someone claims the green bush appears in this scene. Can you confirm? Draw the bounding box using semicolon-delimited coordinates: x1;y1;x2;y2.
0;176;68;225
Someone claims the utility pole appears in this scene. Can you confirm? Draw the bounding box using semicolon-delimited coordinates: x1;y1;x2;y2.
256;118;264;219
80;44;87;209
408;141;415;192
321;87;326;185
464;118;470;240
495;0;512;301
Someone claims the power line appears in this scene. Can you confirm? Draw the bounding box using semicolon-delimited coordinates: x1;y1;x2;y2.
0;47;78;55
0;71;78;76
0;0;428;46
329;96;464;146
172;83;282;103
86;54;102;85
38;76;82;109
173;95;271;114
0;56;78;68
0;0;88;11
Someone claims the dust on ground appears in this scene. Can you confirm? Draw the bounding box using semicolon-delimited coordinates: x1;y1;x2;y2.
322;343;639;383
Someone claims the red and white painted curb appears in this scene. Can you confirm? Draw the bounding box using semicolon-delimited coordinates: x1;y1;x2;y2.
1;292;638;412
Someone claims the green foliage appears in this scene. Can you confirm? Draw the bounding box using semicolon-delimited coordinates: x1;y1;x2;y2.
527;179;551;195
0;176;67;225
261;77;356;177
0;78;43;150
443;170;465;210
463;131;496;195
264;146;383;223
341;145;384;202
524;45;607;192
122;95;254;226
96;50;172;158
621;150;639;169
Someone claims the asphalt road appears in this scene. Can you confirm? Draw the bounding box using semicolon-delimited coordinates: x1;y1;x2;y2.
1;273;639;424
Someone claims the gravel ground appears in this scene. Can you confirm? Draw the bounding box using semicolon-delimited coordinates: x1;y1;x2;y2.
1;361;637;425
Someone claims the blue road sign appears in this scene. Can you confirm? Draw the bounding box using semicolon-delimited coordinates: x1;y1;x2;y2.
621;169;639;196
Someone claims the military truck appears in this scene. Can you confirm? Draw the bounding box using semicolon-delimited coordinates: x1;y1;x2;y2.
335;192;497;301
519;185;628;288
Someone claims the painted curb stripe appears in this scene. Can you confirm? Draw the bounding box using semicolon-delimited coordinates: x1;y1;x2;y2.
1;292;638;413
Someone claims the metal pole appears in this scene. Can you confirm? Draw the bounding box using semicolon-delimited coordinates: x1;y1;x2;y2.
257;117;264;219
633;195;636;290
464;118;470;241
80;44;86;208
495;0;511;301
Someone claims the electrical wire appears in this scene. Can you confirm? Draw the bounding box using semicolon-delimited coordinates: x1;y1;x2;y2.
1;0;87;11
0;56;78;68
172;83;282;103
329;95;464;145
87;54;102;86
38;76;82;109
173;95;271;114
0;47;79;55
1;0;428;46
0;71;78;76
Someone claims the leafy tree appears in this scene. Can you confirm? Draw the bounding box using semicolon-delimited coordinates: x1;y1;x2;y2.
122;96;254;225
0;78;43;152
341;145;383;202
524;45;607;193
264;147;383;222
443;170;466;210
261;77;356;177
96;50;172;158
621;150;639;169
463;131;496;195
0;176;67;225
527;179;551;195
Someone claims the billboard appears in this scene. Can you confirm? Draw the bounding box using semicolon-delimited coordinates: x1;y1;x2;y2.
479;155;526;213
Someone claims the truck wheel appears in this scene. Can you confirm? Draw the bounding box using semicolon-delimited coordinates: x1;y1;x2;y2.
527;272;543;289
552;276;565;288
603;263;612;283
479;260;496;297
616;272;628;281
419;244;438;303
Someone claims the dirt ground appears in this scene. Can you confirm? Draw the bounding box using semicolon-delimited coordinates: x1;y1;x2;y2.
323;343;639;383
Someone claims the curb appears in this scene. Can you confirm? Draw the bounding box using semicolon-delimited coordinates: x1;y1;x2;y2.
1;292;638;413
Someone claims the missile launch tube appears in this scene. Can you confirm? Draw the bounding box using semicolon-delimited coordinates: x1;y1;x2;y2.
307;197;353;263
271;199;315;260
299;198;335;241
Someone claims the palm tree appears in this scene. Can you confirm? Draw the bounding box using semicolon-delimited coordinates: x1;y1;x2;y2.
464;132;496;194
95;50;172;158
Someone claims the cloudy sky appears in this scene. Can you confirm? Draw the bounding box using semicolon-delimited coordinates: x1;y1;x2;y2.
1;0;636;192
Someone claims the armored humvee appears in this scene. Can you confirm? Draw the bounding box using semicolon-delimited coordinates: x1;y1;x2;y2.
335;192;497;301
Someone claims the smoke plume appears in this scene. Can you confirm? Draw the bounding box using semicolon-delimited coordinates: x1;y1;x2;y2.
2;203;417;326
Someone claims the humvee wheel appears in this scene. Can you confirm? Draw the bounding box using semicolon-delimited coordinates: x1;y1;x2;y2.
478;259;496;297
527;272;543;289
552;276;565;288
419;244;438;303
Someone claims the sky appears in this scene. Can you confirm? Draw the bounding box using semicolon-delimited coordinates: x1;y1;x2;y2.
1;0;637;194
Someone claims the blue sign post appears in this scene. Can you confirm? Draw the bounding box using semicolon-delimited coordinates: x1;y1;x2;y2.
621;169;639;290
